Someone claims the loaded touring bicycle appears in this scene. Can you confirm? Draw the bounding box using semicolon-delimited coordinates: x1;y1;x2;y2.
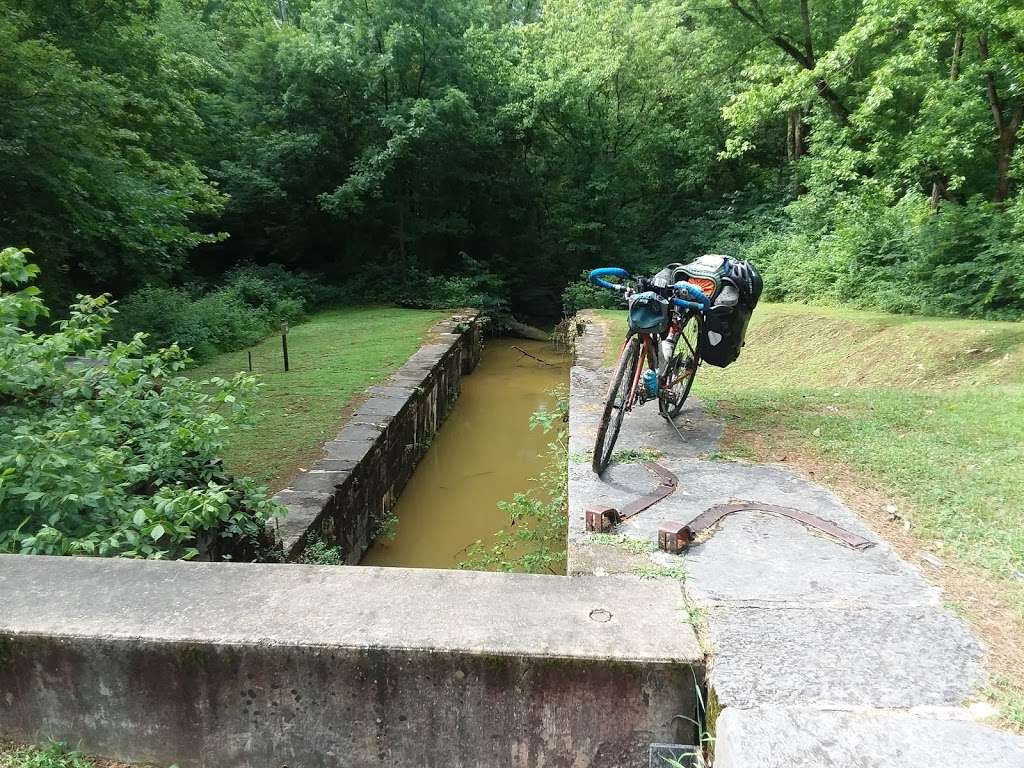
588;255;762;475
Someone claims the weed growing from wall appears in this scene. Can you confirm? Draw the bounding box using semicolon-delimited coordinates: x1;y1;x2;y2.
459;387;568;574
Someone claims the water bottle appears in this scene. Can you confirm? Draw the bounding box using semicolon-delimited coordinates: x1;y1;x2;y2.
643;370;658;398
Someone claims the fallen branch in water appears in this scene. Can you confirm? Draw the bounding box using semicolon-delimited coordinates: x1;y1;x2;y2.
512;345;554;366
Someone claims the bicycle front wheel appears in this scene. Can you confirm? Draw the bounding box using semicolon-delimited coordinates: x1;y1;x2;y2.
659;315;701;420
592;335;641;475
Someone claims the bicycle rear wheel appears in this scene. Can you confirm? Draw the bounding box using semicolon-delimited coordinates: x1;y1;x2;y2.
592;335;641;475
659;315;701;420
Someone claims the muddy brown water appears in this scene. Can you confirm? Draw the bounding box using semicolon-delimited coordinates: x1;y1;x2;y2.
361;337;569;570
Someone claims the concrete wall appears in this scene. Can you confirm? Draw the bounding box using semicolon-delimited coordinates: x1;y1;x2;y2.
0;556;703;768
275;313;482;563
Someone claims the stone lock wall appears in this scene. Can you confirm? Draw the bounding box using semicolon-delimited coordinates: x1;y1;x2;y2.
274;313;482;562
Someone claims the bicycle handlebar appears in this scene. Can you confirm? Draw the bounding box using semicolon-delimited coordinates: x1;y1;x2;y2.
587;268;710;311
671;281;711;306
588;267;630;291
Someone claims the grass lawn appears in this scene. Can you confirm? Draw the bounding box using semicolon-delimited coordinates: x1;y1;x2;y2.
596;303;1024;724
189;306;446;489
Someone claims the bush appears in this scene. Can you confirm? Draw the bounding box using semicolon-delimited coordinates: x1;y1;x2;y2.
337;253;513;327
114;263;328;362
223;263;338;313
560;271;624;315
749;185;1024;319
918;195;1024;318
0;247;283;560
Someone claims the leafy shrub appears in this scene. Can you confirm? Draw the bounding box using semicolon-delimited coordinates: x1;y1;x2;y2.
114;264;328;363
298;535;344;565
561;272;624;315
749;186;1024;319
223;263;338;313
651;194;787;268
338;254;512;326
0;247;283;560
918;195;1024;319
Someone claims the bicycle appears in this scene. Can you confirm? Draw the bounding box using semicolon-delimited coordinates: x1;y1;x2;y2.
587;267;712;475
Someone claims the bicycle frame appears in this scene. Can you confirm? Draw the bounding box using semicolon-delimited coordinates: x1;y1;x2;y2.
616;307;699;413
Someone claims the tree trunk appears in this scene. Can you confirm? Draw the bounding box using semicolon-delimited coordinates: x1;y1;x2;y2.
995;129;1017;202
793;111;806;160
506;319;549;341
786;112;795;162
396;190;408;279
931;31;963;208
980;32;1023;203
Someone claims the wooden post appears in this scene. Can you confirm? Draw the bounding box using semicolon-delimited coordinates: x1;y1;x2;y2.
247;350;253;372
281;321;289;372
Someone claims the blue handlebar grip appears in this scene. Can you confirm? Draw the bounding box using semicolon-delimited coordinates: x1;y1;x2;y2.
671;297;707;313
588;267;630;291
672;281;711;307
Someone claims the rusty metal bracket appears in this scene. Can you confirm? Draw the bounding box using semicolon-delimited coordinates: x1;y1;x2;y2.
585;462;679;532
657;499;875;552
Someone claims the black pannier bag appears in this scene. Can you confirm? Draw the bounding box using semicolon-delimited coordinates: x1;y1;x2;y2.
671;255;762;368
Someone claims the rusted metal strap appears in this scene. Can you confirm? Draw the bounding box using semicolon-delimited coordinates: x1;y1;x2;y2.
618;462;678;519
585;462;679;532
659;499;874;553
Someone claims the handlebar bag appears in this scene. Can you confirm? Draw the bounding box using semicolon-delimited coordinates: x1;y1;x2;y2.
628;291;670;334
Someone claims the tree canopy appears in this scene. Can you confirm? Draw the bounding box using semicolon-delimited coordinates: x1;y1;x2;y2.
2;0;1023;319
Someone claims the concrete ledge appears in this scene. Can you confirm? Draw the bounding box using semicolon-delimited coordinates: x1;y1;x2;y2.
0;555;702;767
274;312;482;562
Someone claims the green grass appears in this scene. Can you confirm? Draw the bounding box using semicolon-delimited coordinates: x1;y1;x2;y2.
589;533;657;554
0;742;174;768
1;743;89;768
1;743;101;768
189;306;446;488
635;563;687;581
595;304;1024;601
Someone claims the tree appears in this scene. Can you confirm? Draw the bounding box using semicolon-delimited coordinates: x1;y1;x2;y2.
0;3;225;299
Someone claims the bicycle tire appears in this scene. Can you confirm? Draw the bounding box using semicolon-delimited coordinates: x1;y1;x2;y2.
659;315;701;420
592;335;641;475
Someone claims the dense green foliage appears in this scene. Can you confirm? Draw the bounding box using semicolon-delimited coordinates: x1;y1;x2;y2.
2;0;1023;320
114;264;331;362
0;247;280;559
